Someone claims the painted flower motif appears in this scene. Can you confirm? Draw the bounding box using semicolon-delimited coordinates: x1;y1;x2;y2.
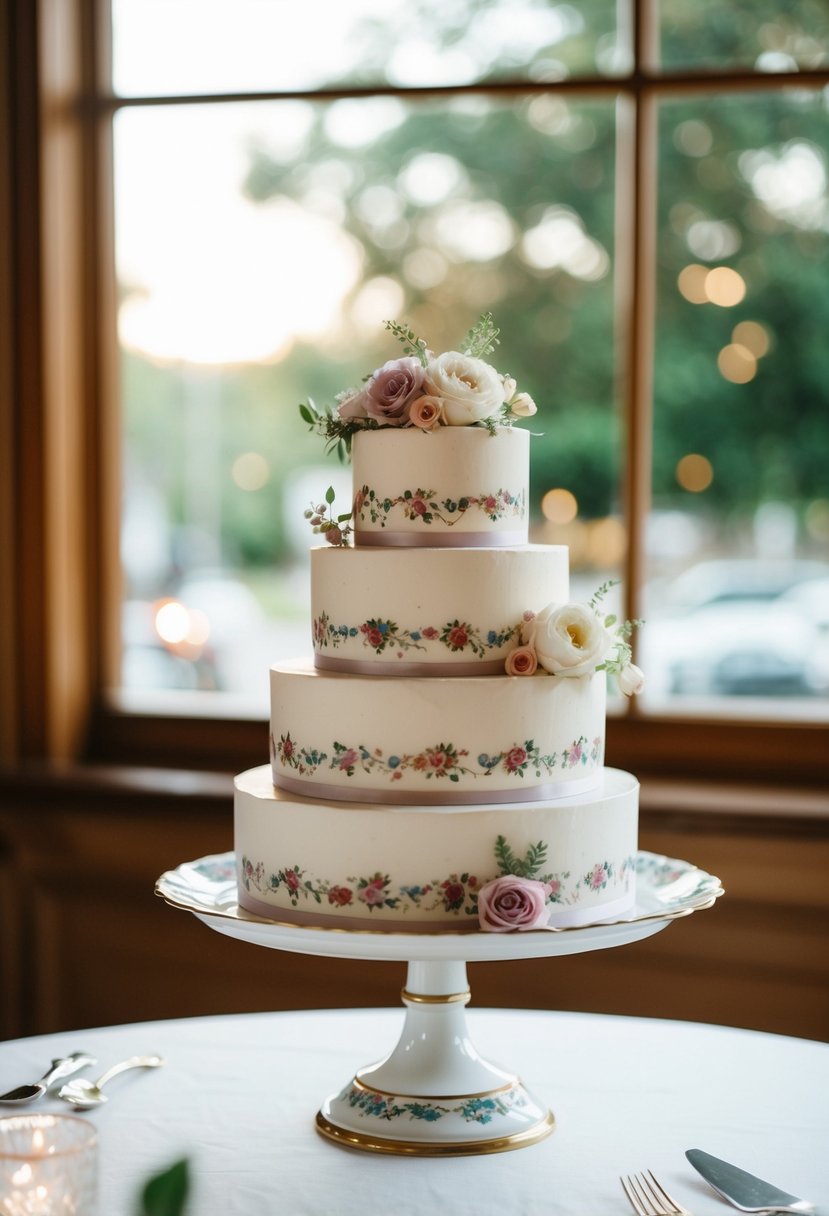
421;626;439;639
447;624;469;649
423;351;504;425
338;748;359;771
284;869;300;892
522;601;613;677
360;877;390;906
477;874;550;932
327;885;353;907
504;746;528;772
410;497;428;516
505;644;538;676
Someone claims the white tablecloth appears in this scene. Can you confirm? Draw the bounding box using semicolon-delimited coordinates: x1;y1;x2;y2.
1;1009;827;1215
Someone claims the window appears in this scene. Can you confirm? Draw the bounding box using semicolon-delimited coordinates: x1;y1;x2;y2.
4;0;828;780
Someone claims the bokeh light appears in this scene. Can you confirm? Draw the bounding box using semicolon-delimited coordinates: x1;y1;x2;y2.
718;342;757;383
731;320;770;358
586;517;626;566
677;263;708;303
231;451;270;491
676;453;714;492
705;266;746;307
541;487;578;523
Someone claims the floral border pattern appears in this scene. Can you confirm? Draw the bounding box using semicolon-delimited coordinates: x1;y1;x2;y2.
313;612;521;659
271;731;602;785
240;836;636;919
339;1083;529;1125
355;485;525;529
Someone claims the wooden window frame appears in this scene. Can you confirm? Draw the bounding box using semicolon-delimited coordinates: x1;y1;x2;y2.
1;0;827;789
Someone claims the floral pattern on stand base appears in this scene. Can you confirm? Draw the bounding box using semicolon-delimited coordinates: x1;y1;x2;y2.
340;1083;529;1125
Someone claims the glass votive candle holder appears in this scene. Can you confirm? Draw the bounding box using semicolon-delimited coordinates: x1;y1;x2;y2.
0;1113;97;1214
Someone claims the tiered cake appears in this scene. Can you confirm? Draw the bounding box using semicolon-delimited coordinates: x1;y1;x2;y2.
235;320;642;932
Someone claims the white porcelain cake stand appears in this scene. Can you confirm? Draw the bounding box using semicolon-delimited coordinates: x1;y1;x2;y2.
156;851;722;1157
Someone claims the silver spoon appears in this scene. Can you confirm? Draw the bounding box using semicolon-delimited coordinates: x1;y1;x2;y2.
0;1052;97;1105
57;1054;165;1110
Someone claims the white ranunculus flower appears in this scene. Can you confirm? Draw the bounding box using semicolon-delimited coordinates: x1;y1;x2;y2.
525;602;613;677
617;662;645;696
423;351;504;426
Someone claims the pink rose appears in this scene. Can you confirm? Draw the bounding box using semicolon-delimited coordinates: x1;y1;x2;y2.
483;496;498;512
284;869;300;892
442;881;464;904
327;885;353;907
447;625;469;649
477;875;550;932
421;626;439;639
505;645;538;676
504;746;527;772
411;497;428;516
364;357;424;425
339;748;358;769
281;737;293;759
409;394;444;430
360;879;388;906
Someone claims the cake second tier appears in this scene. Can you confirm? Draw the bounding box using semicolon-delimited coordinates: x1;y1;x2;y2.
270;659;606;805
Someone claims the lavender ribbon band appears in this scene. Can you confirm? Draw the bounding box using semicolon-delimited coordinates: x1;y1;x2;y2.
273;770;602;806
354;530;528;548
314;655;507;677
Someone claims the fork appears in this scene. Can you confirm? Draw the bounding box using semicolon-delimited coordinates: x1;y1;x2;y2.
621;1170;693;1216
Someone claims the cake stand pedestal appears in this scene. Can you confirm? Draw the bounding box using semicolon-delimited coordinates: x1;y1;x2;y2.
156;851;722;1157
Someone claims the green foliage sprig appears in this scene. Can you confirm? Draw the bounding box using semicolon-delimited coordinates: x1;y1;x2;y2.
461;312;500;360
383;319;430;367
495;835;548;878
298;398;379;462
589;581;644;677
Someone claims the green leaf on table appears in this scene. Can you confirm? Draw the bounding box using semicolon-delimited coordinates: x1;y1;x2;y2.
139;1159;190;1216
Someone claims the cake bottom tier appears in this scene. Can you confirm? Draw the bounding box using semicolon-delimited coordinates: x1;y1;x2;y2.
235;766;638;932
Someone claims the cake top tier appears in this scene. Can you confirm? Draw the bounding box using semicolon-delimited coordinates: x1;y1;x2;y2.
300;314;538;548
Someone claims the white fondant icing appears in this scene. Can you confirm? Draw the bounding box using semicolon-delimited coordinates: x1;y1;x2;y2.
311;544;568;674
351;427;529;546
270;659;606;804
235;765;639;930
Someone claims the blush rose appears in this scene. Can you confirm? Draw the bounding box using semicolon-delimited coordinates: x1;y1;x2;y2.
504;644;538;676
364;356;424;425
477;875;550;932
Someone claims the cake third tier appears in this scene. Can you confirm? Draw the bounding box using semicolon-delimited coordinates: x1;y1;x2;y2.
270;658;606;805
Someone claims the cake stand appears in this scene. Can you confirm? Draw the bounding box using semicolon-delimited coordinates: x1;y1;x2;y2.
156;851;722;1157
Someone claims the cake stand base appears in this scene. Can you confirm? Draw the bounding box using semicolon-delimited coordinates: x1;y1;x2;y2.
314;959;554;1156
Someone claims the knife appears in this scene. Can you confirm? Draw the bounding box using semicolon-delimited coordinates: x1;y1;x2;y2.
686;1149;815;1214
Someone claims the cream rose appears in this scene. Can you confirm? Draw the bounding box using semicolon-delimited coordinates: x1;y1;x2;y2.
336;388;368;421
423;351;504;426
524;602;612;677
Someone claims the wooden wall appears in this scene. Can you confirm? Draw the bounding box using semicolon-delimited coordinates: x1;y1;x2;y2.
0;766;827;1043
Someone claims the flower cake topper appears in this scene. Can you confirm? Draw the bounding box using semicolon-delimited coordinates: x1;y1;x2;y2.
507;582;645;697
299;314;537;461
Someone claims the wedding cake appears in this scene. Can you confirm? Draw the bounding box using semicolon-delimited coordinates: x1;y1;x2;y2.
235;317;643;933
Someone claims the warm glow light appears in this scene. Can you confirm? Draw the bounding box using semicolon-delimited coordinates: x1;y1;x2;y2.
676;453;714;492
155;601;191;644
718;342;757;384
154;600;211;649
541;487;578;524
677;264;708;304
586;517;626;566
231;452;270;491
705;266;746;307
732;320;770;357
12;1164;33;1186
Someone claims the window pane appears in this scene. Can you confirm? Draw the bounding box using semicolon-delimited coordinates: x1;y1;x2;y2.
660;0;829;72
112;0;624;97
640;91;829;716
114;96;619;708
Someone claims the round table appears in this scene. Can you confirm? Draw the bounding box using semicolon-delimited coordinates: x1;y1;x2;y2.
1;1010;827;1215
